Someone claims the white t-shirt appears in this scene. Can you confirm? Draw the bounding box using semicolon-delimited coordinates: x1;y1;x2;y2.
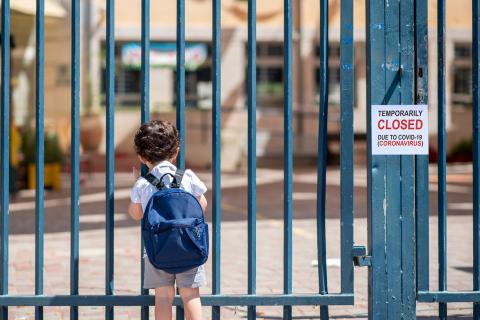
130;160;207;211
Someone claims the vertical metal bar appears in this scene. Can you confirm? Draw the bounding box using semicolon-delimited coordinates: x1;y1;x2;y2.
399;0;416;317
414;0;430;293
70;0;81;318
176;0;186;171
366;0;388;318
473;0;480;317
105;0;115;318
283;0;293;318
247;0;257;318
384;0;402;316
140;0;150;318
0;0;10;318
211;0;221;318
437;0;448;317
176;0;186;319
141;0;150;120
35;0;45;318
339;0;354;296
367;0;417;317
317;0;329;318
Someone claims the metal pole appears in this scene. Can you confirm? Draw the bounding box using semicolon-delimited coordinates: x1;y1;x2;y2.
283;0;293;318
317;0;329;318
211;0;222;318
366;0;417;318
247;0;257;318
414;0;430;295
35;0;45;318
473;0;480;318
0;0;10;318
339;0;354;296
437;0;448;317
140;0;150;319
105;0;115;317
70;0;81;318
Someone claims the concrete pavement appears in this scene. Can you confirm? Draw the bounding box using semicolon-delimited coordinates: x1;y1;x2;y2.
8;217;475;319
5;164;477;319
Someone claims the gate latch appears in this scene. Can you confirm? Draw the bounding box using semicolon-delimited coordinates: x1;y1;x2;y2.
352;245;371;267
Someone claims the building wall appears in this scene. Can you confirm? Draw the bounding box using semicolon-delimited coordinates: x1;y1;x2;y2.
11;13;35;127
26;0;475;167
10;12;70;138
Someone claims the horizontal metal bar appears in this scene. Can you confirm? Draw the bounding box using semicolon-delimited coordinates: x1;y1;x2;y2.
418;291;480;303
0;294;354;307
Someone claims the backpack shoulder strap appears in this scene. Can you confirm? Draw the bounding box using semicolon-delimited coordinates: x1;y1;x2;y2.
143;172;164;189
143;169;185;189
171;169;185;188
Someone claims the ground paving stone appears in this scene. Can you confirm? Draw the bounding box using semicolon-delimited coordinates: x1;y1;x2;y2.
6;216;475;319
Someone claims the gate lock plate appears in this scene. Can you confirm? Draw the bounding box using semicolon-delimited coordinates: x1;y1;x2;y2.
352;245;371;267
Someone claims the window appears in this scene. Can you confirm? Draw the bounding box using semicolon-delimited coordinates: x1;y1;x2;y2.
247;42;284;108
100;42;141;106
101;42;212;108
174;64;212;109
257;43;284;57
452;43;472;105
100;66;142;107
173;44;212;109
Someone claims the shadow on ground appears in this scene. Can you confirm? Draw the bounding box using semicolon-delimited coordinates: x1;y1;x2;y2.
8;178;472;235
250;316;471;320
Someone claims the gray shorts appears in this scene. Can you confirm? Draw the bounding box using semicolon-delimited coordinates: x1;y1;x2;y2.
143;257;207;289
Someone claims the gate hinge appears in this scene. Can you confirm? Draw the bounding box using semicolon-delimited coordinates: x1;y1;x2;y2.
352;245;371;267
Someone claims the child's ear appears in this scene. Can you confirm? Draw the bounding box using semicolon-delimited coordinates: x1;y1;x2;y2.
171;148;180;161
137;155;146;164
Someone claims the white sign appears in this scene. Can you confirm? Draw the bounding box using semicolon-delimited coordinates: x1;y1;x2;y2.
121;43;208;71
371;104;429;155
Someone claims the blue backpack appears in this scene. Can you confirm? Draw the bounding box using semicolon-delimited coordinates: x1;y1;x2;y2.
141;169;209;274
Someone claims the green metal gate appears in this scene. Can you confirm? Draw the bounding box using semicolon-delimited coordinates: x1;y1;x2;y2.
0;0;479;319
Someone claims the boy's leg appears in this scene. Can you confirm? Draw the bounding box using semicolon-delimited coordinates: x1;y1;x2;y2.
155;286;175;320
179;287;202;320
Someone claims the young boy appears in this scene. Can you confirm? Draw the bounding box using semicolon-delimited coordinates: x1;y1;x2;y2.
128;120;208;320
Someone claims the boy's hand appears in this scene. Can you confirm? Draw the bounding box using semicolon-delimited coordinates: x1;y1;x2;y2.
132;166;140;181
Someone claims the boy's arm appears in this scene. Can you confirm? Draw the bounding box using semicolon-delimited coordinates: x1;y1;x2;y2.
197;195;208;213
129;168;144;220
128;202;144;221
186;169;208;212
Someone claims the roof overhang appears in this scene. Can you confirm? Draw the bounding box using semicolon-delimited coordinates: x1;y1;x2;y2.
2;0;66;18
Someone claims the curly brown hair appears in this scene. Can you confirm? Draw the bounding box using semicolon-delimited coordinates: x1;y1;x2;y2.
134;120;180;163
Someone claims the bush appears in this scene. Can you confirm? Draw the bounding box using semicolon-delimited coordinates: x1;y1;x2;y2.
21;127;64;164
447;138;472;162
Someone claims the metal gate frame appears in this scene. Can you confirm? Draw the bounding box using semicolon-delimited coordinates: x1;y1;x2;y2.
0;0;358;320
366;0;480;319
2;0;480;319
414;0;480;319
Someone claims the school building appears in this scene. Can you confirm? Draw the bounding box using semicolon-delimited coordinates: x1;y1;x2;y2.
7;0;476;169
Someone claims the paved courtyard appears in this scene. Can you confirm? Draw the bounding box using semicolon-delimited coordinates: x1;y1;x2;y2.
5;164;477;319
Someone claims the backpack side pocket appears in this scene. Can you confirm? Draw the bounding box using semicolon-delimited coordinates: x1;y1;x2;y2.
184;221;209;258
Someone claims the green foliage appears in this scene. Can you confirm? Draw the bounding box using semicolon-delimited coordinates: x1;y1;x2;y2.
21;127;64;164
257;83;284;96
446;137;473;162
449;138;472;157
